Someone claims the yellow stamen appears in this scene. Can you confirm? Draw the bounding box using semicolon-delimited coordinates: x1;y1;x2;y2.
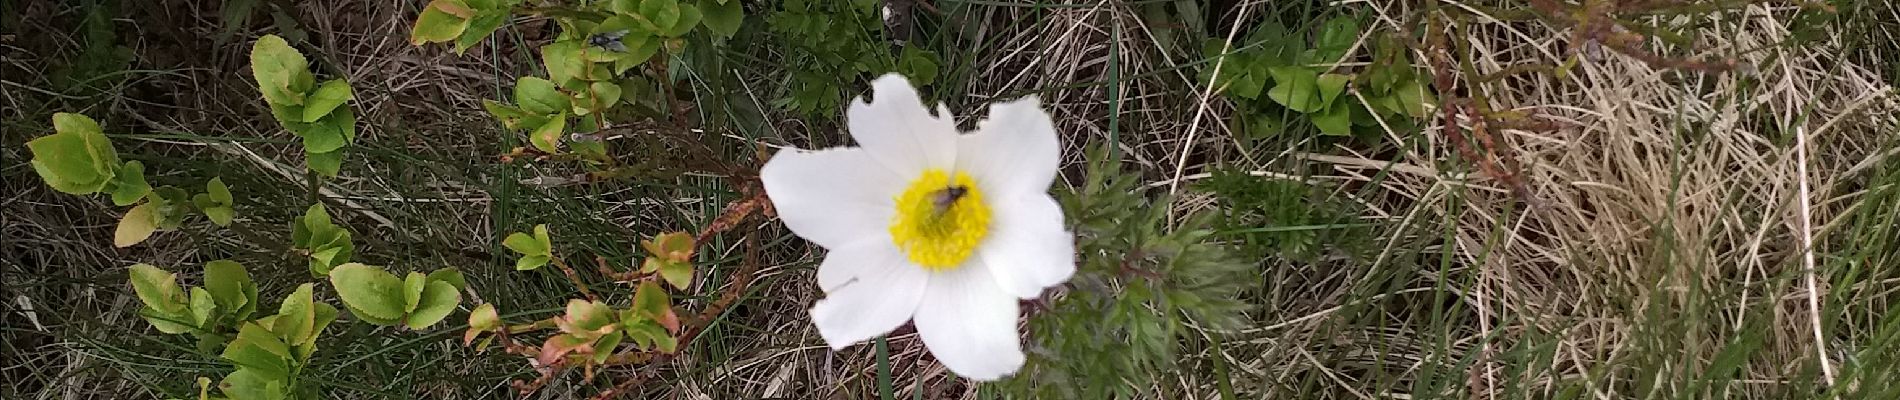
889;169;990;270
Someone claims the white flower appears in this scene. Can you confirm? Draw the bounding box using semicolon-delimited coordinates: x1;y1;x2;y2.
760;74;1075;380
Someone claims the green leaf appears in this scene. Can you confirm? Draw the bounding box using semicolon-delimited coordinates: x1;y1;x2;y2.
503;230;547;256
455;11;509;54
427;268;468;291
28;114;117;195
293;204;333;246
515;255;550;271
700;0;742;38
631;281;670;321
1393;80;1434;118
220;367;288;400
1266;66;1324;113
58;113;121;179
301;79;354;122
298;118;348;153
149;187;192;230
640;0;682;33
300;302;337;359
895;48;940;87
406;280;460;329
188;288;218;327
610;0;641;15
207;177;233;204
540;41;587;87
223;322;292;379
203;205;235;227
662;4;701;37
1314;16;1361;63
140;307;196;334
274;284;317;343
403;272;427;313
1316;73;1351;106
529;115;567;153
514;76;570;115
203;260;255;316
587;81;623;112
343;301;402;326
116;203;159;248
565;299;614;331
482;100;546;130
328;263;407;321
537;334;592;366
1312;102;1354;136
590;331;624;363
466;303;499;345
411;0;472;45
250;35;311;106
106;161;150;206
332;106;358;142
618;36;662;71
306;149;343;177
658;261;693;290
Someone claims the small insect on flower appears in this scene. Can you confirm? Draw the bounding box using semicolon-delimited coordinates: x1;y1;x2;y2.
760;74;1075;381
587;30;630;53
928;184;970;216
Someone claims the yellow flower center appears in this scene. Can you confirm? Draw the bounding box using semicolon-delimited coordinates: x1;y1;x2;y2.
889;169;991;270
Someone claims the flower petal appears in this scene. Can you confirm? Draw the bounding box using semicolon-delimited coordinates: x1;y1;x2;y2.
913;264;1025;381
816;241;906;293
760;146;904;249
978;194;1075;298
957;96;1061;199
809;260;929;350
848;74;959;175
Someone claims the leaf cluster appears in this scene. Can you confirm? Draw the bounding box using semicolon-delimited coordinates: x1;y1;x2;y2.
1000;145;1252;398
132;263;339;400
531;281;682;366
327;263;466;329
28;113;238;247
289;204;354;276
766;0;940;116
250;35;358;176
1204;16;1433;138
446;0;739;159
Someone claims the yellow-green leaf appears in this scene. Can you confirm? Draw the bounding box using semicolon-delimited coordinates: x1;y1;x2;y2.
301;79;354;122
402;271;427;313
406;280;461;329
540;41;587;87
188;287;218;327
455;11;509;54
529;115;567;153
328;263;407;322
662;4;701;37
222;322;292;379
564;299;614;332
306;149;343;177
129;264;185;314
410;0;472;45
109;160;150;206
513;76;569;115
28;114;117;195
204;260;255;316
116;203;159;247
273;284;317;343
251;35;311;106
466;303;500;345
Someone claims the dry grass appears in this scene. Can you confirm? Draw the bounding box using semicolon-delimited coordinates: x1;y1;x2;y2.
5;0;1899;399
